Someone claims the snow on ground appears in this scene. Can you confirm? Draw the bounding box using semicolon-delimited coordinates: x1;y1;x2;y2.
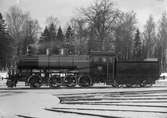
0;71;8;79
155;79;167;86
0;87;167;118
0;91;60;118
0;79;167;118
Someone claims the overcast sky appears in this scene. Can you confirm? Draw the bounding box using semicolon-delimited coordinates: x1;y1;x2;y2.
0;0;167;30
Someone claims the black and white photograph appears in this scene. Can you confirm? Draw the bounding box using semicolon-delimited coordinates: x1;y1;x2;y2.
0;0;167;117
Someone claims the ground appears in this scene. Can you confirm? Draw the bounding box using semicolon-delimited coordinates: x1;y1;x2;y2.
0;80;167;118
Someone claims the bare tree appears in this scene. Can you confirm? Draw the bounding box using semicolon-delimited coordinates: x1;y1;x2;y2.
143;15;157;58
114;12;137;60
79;0;120;51
22;19;41;54
46;16;59;31
158;12;167;71
6;6;40;56
69;18;89;54
6;6;29;55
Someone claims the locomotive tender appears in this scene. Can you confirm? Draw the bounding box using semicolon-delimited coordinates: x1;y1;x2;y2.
6;51;160;88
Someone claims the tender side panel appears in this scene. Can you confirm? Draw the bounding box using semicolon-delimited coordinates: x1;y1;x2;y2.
116;61;160;84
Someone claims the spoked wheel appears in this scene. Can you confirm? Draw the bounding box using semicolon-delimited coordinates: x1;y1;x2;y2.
29;75;42;88
49;75;61;88
78;75;91;87
64;75;76;87
140;80;147;87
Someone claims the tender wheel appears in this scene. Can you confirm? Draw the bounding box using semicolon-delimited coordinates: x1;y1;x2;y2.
78;75;91;87
64;75;76;87
49;75;61;88
28;75;42;88
140;80;147;87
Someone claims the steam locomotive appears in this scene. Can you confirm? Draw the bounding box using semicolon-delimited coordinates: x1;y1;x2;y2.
6;50;160;88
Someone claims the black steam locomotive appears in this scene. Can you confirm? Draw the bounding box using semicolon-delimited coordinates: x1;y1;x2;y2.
6;51;160;88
